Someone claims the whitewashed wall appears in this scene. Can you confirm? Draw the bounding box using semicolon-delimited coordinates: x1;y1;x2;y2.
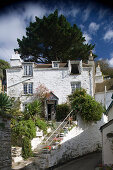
7;62;94;110
102;123;113;165
35;114;107;169
95;90;113;109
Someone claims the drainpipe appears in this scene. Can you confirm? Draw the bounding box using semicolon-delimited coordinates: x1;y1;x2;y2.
104;86;107;109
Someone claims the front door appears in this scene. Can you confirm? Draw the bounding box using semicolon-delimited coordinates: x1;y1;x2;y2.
48;104;53;120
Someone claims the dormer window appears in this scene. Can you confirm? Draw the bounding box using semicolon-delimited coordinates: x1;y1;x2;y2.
24;64;33;76
52;61;60;68
68;60;81;75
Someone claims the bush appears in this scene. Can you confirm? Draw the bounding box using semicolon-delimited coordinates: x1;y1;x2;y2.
69;88;104;122
35;118;47;134
24;100;42;119
22;137;33;159
11;119;36;146
0;92;12;115
56;103;70;121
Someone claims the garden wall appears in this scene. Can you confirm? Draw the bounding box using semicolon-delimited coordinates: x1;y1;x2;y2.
0;116;12;170
35;114;107;169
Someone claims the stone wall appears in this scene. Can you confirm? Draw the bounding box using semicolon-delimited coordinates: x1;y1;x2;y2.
35;114;107;169
0;116;11;170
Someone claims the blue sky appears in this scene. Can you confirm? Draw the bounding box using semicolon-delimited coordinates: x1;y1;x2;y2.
0;0;113;66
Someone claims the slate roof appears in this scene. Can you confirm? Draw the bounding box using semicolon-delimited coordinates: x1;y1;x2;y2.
35;63;68;68
100;119;113;131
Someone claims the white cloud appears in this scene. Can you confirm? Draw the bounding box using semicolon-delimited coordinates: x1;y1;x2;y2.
82;5;92;22
83;33;92;44
0;3;49;62
103;30;113;41
98;8;109;20
0;2;81;62
89;22;100;33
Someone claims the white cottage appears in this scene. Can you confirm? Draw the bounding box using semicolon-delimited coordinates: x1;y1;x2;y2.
6;51;95;120
100;98;113;165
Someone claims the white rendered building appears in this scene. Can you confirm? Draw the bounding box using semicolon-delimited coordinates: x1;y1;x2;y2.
7;51;95;120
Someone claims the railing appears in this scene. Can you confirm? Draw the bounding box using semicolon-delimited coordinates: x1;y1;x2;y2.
44;110;73;146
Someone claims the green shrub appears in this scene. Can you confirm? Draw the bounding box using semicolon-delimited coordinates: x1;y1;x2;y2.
22;137;33;159
56;103;70;121
0;92;12;115
35;118;47;134
11;119;36;146
24;100;42;119
69;88;104;122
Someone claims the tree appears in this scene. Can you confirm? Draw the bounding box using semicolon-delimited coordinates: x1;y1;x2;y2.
0;59;10;83
69;88;104;122
15;10;96;63
95;60;113;78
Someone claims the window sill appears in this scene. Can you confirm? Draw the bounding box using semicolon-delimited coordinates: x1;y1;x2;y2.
21;94;33;96
22;75;33;77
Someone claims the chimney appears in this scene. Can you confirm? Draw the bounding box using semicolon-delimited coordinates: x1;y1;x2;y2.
89;50;93;61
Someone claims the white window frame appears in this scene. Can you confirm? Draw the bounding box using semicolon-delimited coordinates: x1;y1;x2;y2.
24;64;33;76
52;61;60;68
71;82;81;93
23;82;33;95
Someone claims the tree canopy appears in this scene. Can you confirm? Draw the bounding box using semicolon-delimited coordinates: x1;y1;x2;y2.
15;10;96;63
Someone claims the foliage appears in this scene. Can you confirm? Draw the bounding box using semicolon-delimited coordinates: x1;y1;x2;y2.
0;59;10;80
35;84;50;101
15;9;96;63
10;98;22;117
24;99;42;119
96;60;113;78
35;118;47;134
56;103;70;121
0;92;12;116
22;137;33;159
69;88;104;122
12;119;36;141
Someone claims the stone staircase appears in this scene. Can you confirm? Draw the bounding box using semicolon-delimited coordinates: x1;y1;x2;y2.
12;111;75;169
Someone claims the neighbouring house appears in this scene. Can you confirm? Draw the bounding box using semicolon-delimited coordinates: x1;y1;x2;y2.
100;96;113;165
6;51;95;120
95;64;113;109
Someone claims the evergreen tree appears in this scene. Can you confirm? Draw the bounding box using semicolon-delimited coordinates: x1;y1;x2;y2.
15;9;96;63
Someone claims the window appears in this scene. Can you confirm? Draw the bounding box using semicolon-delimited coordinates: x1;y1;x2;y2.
54;63;58;68
52;61;59;68
71;64;79;74
71;82;81;93
24;65;33;76
23;83;33;94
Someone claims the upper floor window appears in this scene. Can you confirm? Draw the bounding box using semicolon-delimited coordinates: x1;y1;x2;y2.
23;83;33;94
71;82;81;93
24;64;33;76
52;61;60;68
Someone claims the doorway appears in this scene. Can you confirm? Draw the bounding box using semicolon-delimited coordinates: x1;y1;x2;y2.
48;104;53;120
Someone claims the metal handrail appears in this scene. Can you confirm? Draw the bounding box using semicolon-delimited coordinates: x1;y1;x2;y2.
45;110;73;144
48;120;68;146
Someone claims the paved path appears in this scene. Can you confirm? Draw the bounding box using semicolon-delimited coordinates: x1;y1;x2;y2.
54;152;102;170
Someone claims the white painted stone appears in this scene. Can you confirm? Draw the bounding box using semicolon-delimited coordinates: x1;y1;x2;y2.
95;90;113;109
6;59;94;111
